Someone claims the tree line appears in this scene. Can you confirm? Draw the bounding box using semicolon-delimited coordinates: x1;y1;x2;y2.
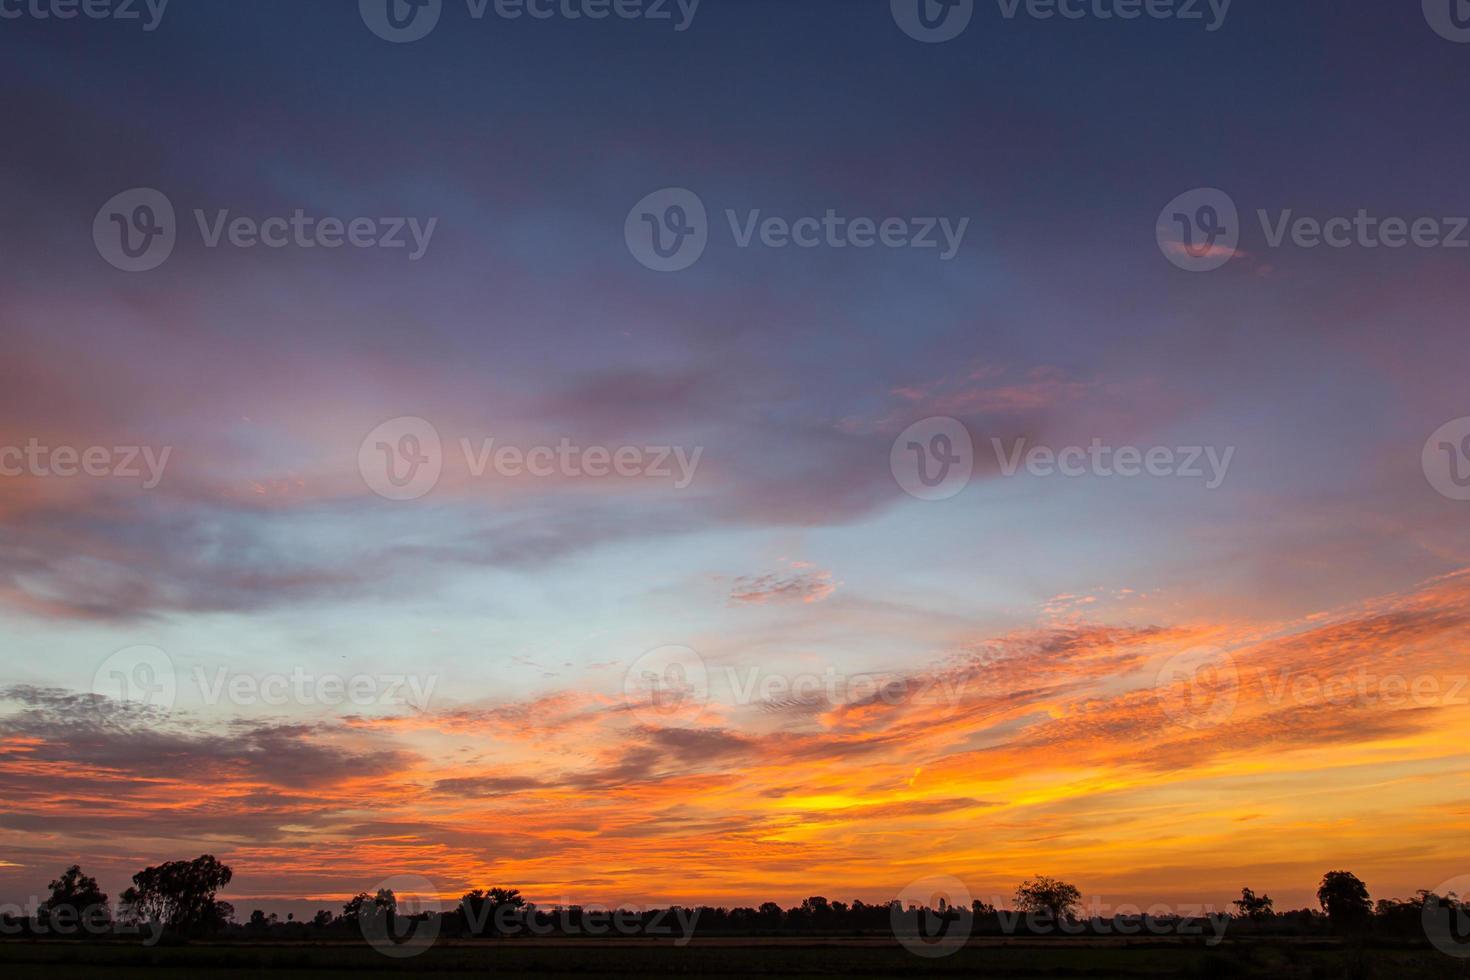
3;858;1464;943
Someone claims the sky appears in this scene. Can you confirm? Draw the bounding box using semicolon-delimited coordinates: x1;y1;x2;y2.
1;0;1469;919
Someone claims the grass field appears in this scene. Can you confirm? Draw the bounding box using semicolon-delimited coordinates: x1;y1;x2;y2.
2;938;1467;978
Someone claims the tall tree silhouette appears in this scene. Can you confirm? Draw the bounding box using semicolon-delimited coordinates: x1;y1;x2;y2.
1233;887;1274;921
119;855;233;935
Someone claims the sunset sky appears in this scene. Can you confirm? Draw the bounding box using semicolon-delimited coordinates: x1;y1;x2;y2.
2;0;1469;920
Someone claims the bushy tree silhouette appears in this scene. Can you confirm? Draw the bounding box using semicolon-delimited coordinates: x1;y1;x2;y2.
40;865;109;930
458;886;525;937
1317;871;1371;927
1014;876;1082;920
342;888;397;921
118;855;233;936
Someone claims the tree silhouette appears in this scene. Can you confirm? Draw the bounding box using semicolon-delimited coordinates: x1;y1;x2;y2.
342;888;397;922
246;909;278;932
40;865;110;930
1014;876;1082;921
458;887;525;937
118;855;233;936
1233;887;1274;921
1317;871;1371;926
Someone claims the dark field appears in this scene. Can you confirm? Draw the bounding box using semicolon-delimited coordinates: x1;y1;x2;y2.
2;938;1466;979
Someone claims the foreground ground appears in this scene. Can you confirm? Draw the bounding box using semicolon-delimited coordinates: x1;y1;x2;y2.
1;937;1466;979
